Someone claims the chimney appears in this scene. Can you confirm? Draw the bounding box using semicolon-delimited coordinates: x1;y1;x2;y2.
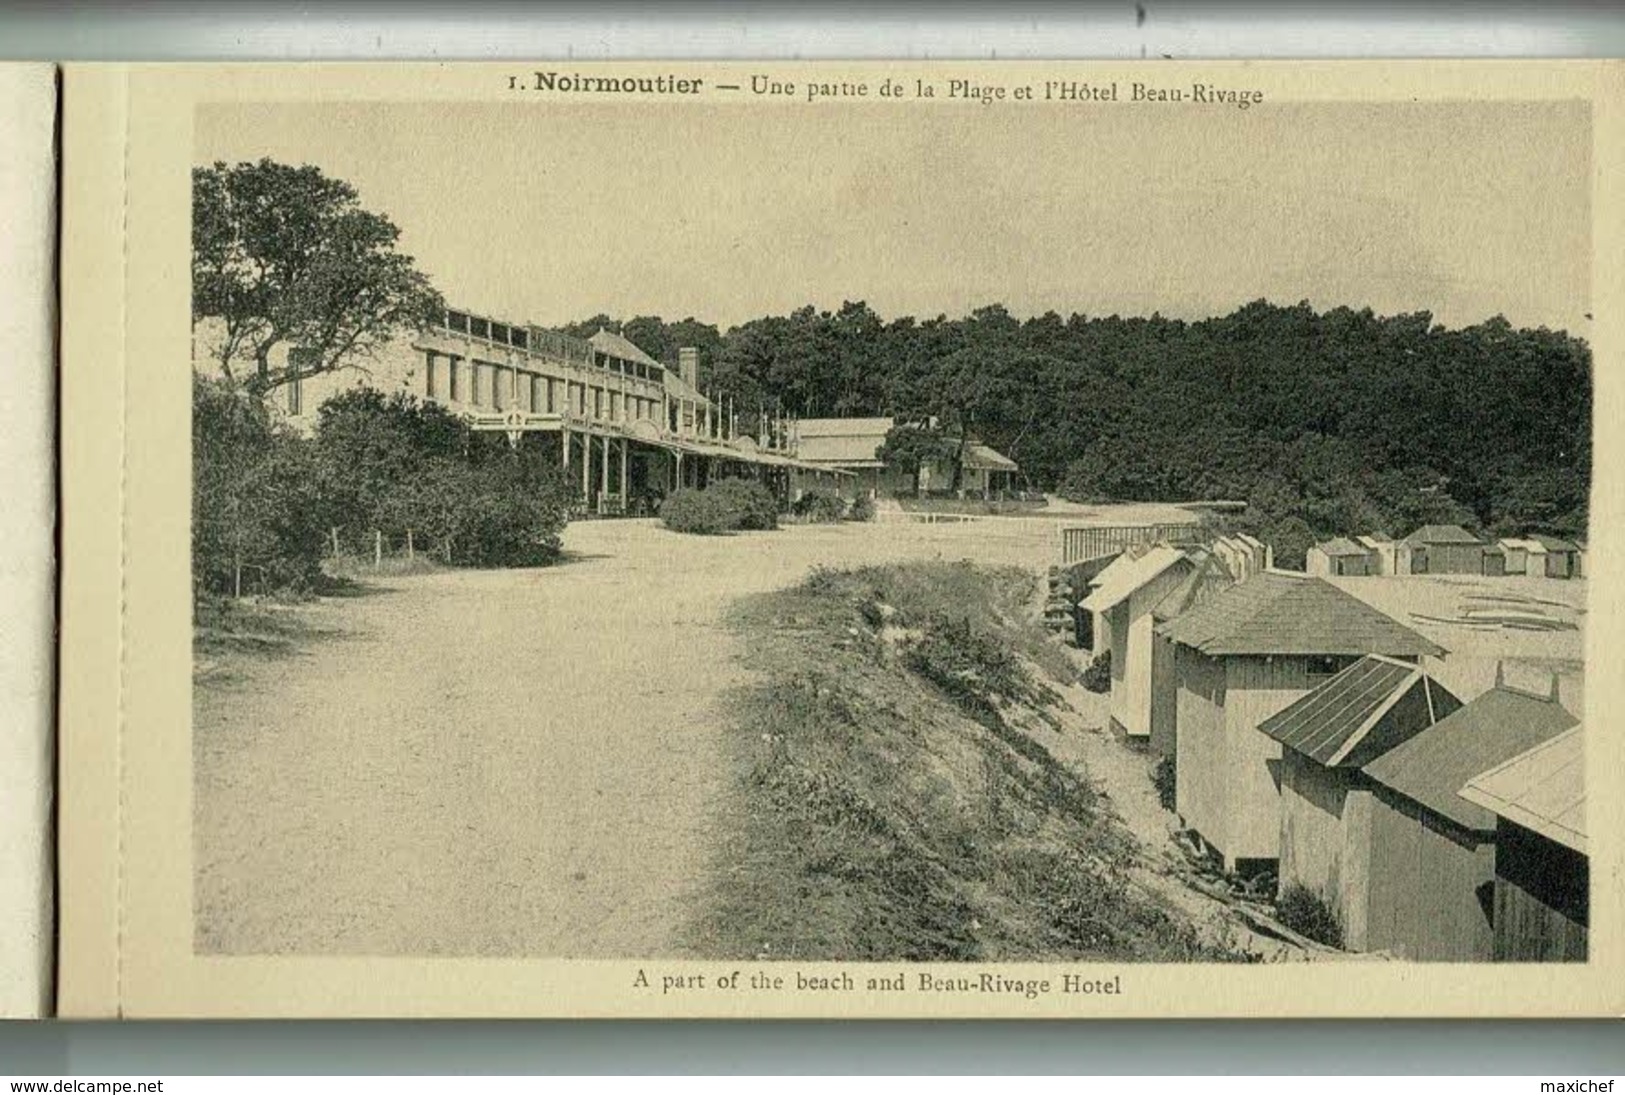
678;347;700;390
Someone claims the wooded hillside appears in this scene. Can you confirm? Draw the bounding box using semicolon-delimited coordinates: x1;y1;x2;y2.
572;300;1591;559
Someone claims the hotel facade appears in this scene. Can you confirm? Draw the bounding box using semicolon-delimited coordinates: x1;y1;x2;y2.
193;307;851;515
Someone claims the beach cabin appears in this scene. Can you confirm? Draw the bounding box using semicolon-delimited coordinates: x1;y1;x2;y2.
1260;657;1463;953
1530;535;1580;579
1498;538;1537;576
1357;535;1397;576
1306;537;1376;578
1460;727;1587;961
1079;547;1197;742
1351;679;1578;961
1156;572;1443;874
1399;525;1493;575
1211;535;1269;582
1145;550;1239;758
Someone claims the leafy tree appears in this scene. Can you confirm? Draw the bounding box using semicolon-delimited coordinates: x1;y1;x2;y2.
193;158;445;394
877;423;956;495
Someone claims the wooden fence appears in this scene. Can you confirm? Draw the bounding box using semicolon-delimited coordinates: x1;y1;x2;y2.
1058;522;1204;566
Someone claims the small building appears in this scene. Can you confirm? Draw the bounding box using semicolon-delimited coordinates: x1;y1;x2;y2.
1399;524;1494;575
1079;546;1197;742
1460;727;1587;962
1497;537;1538;576
1357;535;1398;576
1156;571;1443;874
1529;534;1581;579
1260;656;1463;953
1146;549;1239;757
794;417;1020;498
1306;537;1376;578
1353;679;1578;960
1211;534;1269;582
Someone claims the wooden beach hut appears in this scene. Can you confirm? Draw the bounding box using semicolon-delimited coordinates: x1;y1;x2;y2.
1259;656;1462;953
1156;572;1443;874
1400;524;1493;575
1307;537;1376;578
1078;546;1196;742
1352;679;1578;960
1460;727;1588;961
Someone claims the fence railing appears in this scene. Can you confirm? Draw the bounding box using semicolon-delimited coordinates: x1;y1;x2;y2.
1058;523;1204;566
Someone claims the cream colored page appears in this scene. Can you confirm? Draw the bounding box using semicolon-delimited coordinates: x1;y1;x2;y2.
0;62;59;1021
64;60;1625;1017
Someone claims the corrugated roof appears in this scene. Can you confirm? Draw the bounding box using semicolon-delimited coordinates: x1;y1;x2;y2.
1156;571;1443;658
587;329;664;370
1258;656;1420;764
1317;537;1370;557
962;441;1019;473
1404;524;1483;546
1080;547;1190;615
1361;686;1578;832
1459;727;1586;853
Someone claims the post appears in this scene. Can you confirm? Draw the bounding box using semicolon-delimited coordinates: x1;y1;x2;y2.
600;427;610;506
406;528;415;561
619;437;629;503
330;527;341;558
374;529;382;569
581;431;591;502
562;424;570;469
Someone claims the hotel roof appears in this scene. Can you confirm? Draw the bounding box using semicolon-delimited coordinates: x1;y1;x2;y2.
1156;571;1443;658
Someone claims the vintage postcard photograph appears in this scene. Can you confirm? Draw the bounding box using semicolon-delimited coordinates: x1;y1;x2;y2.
61;61;1622;1018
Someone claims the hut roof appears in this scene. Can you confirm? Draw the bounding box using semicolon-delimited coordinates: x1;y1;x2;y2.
1317;537;1370;557
1529;534;1579;553
1404;524;1483;546
1361;686;1578;833
1459;727;1586;853
961;441;1019;473
1258;655;1453;766
1080;547;1190;616
1156;571;1443;658
1152;549;1235;622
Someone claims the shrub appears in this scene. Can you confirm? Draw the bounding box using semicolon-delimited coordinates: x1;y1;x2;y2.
1275;882;1344;949
1081;649;1112;694
1151;755;1177;811
710;478;780;530
660;488;737;535
193;377;328;597
846;494;876;522
662;479;780;534
793;488;846;523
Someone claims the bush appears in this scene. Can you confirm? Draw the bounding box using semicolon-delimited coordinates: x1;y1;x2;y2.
846;494;876;522
1151;755;1177;811
662;479;780;534
1081;649;1112;694
1275;882;1344;949
710;478;779;530
792;488;846;523
193;377;328;596
660;488;739;535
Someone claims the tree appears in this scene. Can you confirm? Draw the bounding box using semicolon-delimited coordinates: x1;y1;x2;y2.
193;158;445;394
877;423;955;495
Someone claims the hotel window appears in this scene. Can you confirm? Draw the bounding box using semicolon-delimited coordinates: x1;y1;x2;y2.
511;328;529;350
575;384;586;416
491;367;505;411
594;388;605;419
610;392;622;421
448;357;462;402
446;311;469;334
470;317;490;340
491;322;509;345
472;362;485;407
424;352;439;399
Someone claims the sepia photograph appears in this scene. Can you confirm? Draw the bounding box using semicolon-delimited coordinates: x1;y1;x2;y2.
182;87;1592;977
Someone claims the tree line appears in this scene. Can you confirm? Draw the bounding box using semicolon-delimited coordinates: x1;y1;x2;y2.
578;300;1591;562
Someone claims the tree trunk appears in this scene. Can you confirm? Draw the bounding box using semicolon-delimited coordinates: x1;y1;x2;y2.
374;529;383;569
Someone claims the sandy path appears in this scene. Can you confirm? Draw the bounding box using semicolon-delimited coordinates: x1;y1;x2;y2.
195;514;1077;956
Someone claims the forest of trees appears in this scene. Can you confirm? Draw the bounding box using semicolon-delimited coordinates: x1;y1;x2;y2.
571;300;1591;562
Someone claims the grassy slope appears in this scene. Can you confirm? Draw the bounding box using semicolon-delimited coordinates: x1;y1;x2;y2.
696;559;1248;963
